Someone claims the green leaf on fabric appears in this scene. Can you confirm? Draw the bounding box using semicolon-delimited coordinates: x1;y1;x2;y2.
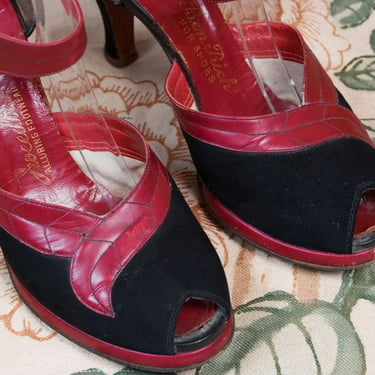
335;56;375;90
334;263;375;315
331;0;375;28
370;29;375;52
197;291;366;375
352;263;375;302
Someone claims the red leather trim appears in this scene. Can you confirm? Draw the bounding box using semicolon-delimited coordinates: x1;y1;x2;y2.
0;192;101;257
166;62;373;152
0;0;87;77
10;266;234;370
201;183;375;268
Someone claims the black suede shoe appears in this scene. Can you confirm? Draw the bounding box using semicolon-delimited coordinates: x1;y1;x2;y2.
164;23;375;269
0;1;233;371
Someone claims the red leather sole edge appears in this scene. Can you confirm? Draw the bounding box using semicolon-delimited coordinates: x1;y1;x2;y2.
8;266;234;372
201;183;375;269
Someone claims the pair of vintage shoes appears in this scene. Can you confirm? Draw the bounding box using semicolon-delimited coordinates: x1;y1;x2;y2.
0;0;374;372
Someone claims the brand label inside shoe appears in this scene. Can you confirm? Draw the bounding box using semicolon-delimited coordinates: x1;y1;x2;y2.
9;85;52;185
177;0;239;92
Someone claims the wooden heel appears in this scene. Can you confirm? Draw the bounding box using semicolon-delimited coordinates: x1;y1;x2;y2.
96;0;138;67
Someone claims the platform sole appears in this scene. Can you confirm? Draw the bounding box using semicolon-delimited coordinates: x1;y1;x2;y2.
8;265;234;373
201;182;375;270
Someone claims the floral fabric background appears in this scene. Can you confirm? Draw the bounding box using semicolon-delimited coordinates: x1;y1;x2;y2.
1;0;375;374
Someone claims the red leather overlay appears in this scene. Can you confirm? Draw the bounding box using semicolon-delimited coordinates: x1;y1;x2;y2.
69;137;171;315
61;114;171;315
0;0;87;77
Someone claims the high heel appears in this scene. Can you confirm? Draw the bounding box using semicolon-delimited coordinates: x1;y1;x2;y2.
96;0;138;66
96;0;375;268
0;0;233;371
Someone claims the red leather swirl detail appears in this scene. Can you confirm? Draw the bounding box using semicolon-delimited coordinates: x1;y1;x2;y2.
0;114;171;316
70;150;171;316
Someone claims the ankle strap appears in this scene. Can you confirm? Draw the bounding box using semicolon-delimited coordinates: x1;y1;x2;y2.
0;0;86;77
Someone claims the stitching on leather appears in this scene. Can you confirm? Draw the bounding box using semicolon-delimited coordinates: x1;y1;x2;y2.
149;159;170;230
281;111;289;131
43;224;53;254
176;101;367;141
4;210;79;257
319;68;324;103
103;204;160;317
278;129;303;147
71;263;114;317
102;208;154;317
184;112;366;137
198;132;369;153
324;119;345;136
322;104;328;120
248;49;303;63
184;124;372;153
0;193;100;218
4;208;21;248
87;238;115;314
1;198;90;256
6;206;97;234
172;100;350;122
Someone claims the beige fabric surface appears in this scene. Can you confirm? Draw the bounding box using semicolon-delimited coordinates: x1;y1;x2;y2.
1;0;375;374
